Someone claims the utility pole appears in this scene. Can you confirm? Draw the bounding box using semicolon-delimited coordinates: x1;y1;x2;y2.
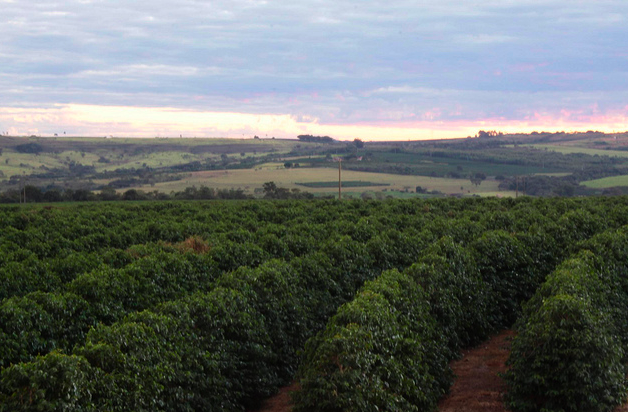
338;159;342;200
515;176;518;198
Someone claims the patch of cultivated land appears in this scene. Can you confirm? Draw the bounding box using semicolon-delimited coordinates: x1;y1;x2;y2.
581;174;628;188
251;330;516;412
525;144;628;158
252;329;628;412
124;167;507;196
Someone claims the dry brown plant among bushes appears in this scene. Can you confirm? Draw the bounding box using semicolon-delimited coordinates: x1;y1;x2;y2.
176;236;211;254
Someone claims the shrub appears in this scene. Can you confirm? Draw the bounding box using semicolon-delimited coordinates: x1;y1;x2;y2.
505;257;627;412
157;288;278;408
217;260;309;380
0;292;95;368
294;269;447;412
414;237;492;352
471;231;537;327
0;351;95;412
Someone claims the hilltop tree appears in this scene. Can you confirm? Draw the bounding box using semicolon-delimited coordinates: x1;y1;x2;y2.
15;143;43;154
477;130;503;138
470;172;487;187
297;135;334;144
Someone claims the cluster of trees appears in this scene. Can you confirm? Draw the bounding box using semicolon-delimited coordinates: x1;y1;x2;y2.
419;146;622;171
497;166;625;196
477;130;504;138
297;134;335;143
14;143;44;154
0;197;628;411
0;182;314;203
261;181;314;199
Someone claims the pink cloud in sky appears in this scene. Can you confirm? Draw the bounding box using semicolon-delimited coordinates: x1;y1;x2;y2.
510;62;549;73
1;104;627;141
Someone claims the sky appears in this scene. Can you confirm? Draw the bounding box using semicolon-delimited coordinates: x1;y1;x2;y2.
0;0;627;140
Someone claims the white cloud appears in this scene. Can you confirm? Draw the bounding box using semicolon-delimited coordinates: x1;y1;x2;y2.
454;34;516;44
74;65;204;78
0;0;626;135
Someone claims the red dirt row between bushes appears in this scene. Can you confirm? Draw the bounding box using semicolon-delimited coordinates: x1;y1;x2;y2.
438;329;514;412
249;383;298;412
251;328;628;412
251;330;514;412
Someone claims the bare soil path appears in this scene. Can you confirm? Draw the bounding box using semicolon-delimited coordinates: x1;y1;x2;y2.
248;383;298;412
251;329;628;412
438;329;514;412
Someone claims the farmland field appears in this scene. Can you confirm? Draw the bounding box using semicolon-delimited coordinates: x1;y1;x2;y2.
581;174;628;188
1;196;628;412
124;167;504;196
3;132;628;200
523;143;628;158
296;181;390;188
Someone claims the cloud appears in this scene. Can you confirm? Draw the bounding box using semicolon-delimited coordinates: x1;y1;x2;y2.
1;103;626;141
73;65;205;78
0;0;627;138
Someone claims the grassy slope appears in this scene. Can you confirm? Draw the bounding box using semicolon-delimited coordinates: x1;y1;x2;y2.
582;175;628;188
0;136;305;176
524;144;628;158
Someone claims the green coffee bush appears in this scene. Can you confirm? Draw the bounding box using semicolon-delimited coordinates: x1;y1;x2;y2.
0;351;95;412
505;257;627;412
293;269;450;412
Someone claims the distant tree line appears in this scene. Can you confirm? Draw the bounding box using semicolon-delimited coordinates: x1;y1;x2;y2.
0;182;313;203
476;130;504;138
297;135;335;143
14;143;45;154
261;181;314;199
498;165;625;197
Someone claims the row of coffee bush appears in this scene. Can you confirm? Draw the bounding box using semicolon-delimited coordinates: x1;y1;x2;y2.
0;253;369;411
1;197;628;410
292;232;552;411
505;227;628;412
292;214;628;411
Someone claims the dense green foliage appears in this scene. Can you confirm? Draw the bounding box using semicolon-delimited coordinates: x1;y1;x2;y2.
290;197;628;412
505;255;628;412
1;197;628;410
294;269;447;412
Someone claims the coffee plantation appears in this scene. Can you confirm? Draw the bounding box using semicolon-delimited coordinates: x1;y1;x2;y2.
1;197;628;411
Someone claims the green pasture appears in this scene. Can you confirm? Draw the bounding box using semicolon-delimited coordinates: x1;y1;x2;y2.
581;175;628;188
123;167;507;196
0;136;309;179
297;181;389;188
532;172;570;177
0;150;69;176
523;144;628;158
98;151;209;171
29;135;304;147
